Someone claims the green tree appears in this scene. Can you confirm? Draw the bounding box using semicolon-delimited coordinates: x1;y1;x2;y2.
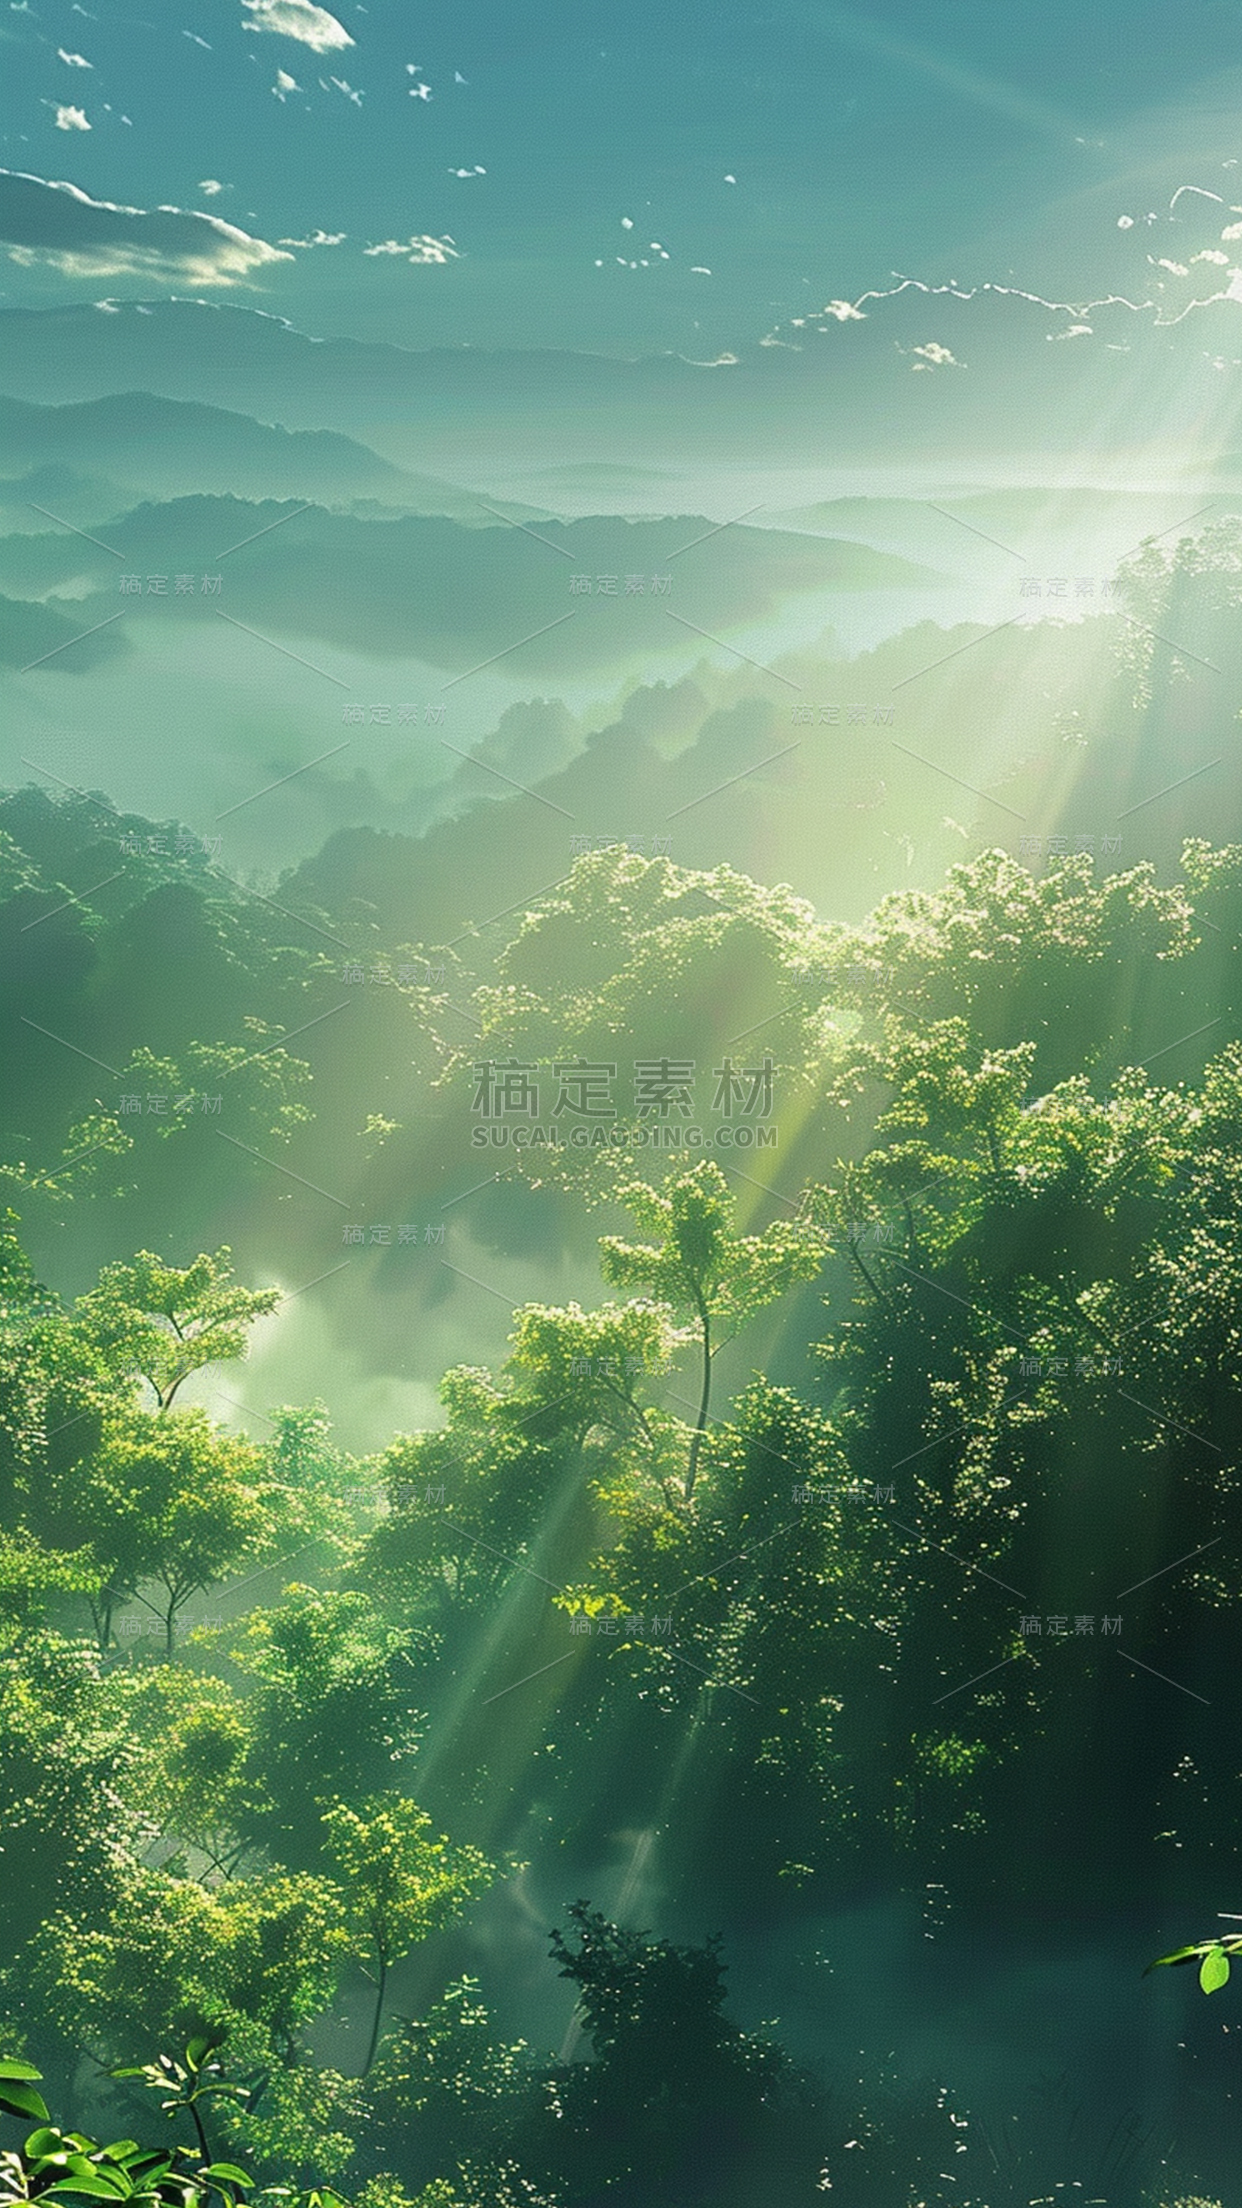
0;1625;151;2005
362;1980;538;2201
27;1409;270;1655
105;1666;254;1882
502;1298;680;1452
74;1252;280;1416
598;1161;822;1494
450;848;831;1207
321;1797;493;2078
32;1867;349;2076
360;1367;564;1618
0;2042;357;2208
523;1904;828;2208
230;1593;425;1873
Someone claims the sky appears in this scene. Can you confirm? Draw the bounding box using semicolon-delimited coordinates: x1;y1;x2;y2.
5;0;1242;356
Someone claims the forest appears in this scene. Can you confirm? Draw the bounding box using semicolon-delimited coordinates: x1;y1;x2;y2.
6;472;1242;2208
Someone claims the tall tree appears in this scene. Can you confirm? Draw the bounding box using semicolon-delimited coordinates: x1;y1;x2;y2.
321;1795;493;2078
598;1161;822;1494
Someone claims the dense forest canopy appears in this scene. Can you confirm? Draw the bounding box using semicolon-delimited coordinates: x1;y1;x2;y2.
9;419;1242;2208
5;595;1242;2196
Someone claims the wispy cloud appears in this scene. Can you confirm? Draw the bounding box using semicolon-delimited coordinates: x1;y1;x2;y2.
363;233;459;263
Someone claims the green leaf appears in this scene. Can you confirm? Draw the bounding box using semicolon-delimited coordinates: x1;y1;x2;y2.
0;2081;50;2123
0;2063;43;2082
199;2169;251;2188
116;2156;173;2181
39;2165;132;2195
1144;1942;1206;1972
23;2128;68;2157
1201;1943;1231;1993
39;2178;133;2202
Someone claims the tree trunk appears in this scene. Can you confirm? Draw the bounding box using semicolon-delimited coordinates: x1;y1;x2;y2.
686;1300;711;1498
362;1952;388;2076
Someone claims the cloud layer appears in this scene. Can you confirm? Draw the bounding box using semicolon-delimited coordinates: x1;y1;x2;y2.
0;170;293;285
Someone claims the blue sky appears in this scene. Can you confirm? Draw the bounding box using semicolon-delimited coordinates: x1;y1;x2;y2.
4;0;1242;354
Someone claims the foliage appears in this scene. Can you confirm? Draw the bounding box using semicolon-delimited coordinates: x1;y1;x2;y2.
227;1593;426;1873
598;1160;823;1492
1146;1929;1242;1995
72;1254;280;1418
0;2048;347;2208
321;1798;494;2076
29;1869;350;2071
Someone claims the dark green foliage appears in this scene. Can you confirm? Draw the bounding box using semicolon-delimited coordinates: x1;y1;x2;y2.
8;749;1242;2201
228;1591;430;1875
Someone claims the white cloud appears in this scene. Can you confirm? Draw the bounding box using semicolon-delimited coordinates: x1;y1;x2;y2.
277;226;346;246
1117;215;1134;229
909;340;960;368
823;297;865;320
1223;222;1242;241
199;178;227;195
240;0;352;54
1193;248;1229;265
0;166;294;284
271;68;299;98
57;49;92;67
184;31;211;47
327;74;362;102
54;105;90;130
363;232;459;263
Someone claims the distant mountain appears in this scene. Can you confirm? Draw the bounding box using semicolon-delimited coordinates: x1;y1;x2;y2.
0;391;516;516
0;493;948;675
1;294;1241;471
516;462;676;485
763;488;1242;581
0;463;133;529
0;588;129;673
